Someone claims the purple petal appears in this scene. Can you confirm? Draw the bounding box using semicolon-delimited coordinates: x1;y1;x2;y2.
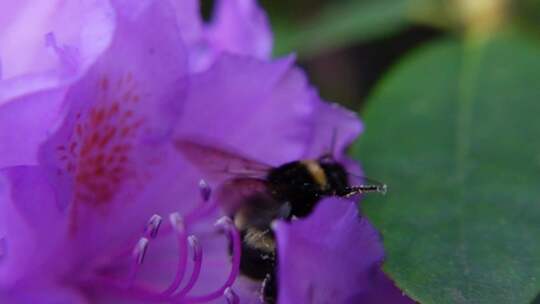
0;0;114;83
169;0;272;72
0;284;87;304
303;98;363;160
169;0;213;72
170;0;204;44
207;0;273;59
0;90;66;168
175;53;363;169
351;269;416;304
0;0;115;168
274;197;385;304
175;54;315;166
0;166;70;286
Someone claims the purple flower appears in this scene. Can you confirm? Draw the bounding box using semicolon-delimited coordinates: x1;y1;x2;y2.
0;0;413;303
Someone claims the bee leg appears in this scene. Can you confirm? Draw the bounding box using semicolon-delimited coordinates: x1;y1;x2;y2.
261;272;277;304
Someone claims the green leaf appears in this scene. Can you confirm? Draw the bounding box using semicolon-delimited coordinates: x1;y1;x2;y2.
352;33;540;303
273;0;410;58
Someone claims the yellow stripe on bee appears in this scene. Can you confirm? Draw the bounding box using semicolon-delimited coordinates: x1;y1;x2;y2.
301;160;328;190
244;229;276;252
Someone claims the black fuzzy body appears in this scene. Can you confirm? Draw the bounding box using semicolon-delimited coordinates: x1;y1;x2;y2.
267;160;349;218
233;160;350;303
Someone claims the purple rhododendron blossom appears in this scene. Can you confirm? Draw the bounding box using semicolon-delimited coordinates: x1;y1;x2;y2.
0;0;413;303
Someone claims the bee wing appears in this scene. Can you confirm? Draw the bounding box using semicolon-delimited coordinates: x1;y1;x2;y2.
215;177;271;214
175;139;272;181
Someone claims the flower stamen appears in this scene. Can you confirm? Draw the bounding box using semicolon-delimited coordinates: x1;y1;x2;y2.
199;179;212;202
185;179;218;224
145;214;163;239
161;213;189;296
174;235;203;298
44;32;78;71
90;184;240;303
133;237;150;266
127;237;149;286
182;217;241;303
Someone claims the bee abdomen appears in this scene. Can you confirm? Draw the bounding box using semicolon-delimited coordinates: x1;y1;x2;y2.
239;229;276;280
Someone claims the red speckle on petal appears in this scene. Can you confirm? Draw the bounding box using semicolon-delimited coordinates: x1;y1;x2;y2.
100;77;109;91
69;142;78;153
109;102;119;116
58;73;148;234
75;123;83;137
123;110;134;118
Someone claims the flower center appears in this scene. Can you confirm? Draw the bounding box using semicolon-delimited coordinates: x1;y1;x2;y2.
85;180;241;303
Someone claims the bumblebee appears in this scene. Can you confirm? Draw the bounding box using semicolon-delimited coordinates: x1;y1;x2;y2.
176;139;385;303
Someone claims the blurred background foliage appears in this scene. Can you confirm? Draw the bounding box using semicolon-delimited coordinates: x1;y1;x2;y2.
257;0;539;108
249;0;540;303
